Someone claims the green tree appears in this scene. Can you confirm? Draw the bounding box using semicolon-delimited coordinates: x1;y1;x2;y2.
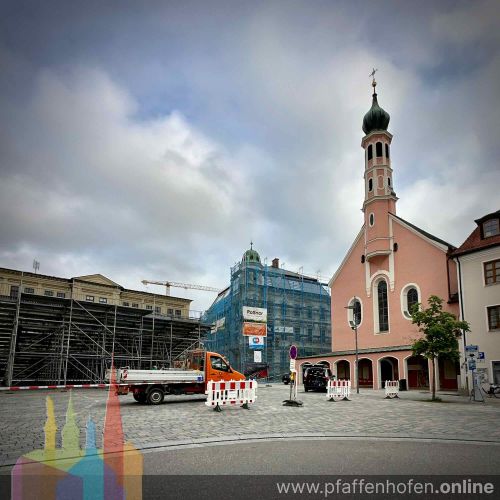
410;295;470;401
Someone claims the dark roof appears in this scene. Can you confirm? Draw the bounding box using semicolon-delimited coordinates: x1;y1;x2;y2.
390;213;456;250
452;210;500;257
475;209;500;225
362;92;390;135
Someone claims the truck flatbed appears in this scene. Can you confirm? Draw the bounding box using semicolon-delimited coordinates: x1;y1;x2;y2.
106;368;204;384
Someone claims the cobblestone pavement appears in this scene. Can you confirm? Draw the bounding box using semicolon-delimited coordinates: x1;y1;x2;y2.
1;384;500;466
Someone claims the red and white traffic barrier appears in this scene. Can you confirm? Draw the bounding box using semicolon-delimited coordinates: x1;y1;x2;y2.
384;380;399;398
205;379;257;412
326;379;351;401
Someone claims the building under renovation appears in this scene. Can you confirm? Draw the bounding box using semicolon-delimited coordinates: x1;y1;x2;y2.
0;267;211;386
204;246;331;379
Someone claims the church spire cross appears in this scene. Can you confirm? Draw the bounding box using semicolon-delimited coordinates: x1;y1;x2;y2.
369;68;378;90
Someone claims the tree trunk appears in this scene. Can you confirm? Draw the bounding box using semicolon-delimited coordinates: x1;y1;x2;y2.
431;356;436;401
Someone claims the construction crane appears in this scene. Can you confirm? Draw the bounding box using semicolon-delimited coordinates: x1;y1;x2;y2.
141;279;222;296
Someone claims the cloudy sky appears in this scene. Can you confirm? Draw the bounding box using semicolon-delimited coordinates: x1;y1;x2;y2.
1;0;499;312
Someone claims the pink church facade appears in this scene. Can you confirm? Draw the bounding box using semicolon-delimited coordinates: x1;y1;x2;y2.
297;81;461;391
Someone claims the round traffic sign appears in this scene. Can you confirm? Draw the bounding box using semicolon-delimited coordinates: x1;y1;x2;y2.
289;345;297;360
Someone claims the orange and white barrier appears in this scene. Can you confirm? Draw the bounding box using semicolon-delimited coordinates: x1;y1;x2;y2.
384;380;399;398
327;379;351;401
205;379;257;412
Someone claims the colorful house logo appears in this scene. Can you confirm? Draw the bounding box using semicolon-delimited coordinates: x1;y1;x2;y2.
11;368;143;499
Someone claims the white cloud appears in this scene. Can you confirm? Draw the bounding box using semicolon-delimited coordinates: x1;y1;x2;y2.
1;1;499;311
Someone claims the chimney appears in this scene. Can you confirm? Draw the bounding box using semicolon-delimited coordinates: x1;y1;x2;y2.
272;258;279;268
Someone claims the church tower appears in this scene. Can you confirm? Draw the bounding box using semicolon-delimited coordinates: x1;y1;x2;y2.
361;73;397;291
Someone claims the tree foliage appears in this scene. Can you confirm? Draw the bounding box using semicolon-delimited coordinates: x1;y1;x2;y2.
410;295;470;400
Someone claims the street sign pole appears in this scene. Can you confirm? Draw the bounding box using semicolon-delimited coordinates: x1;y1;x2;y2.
466;345;484;403
283;344;303;407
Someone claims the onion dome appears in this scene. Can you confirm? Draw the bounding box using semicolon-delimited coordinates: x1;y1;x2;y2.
362;80;390;135
242;242;261;264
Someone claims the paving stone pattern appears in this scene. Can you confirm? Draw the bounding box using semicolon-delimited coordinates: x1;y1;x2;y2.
1;385;500;466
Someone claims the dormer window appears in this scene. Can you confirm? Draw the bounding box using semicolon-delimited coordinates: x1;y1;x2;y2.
483;218;500;238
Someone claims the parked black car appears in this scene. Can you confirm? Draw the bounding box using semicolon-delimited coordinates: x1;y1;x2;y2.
282;373;291;385
303;365;333;392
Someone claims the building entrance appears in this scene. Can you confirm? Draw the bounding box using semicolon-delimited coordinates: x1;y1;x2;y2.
493;361;500;385
358;359;373;388
406;355;429;389
379;357;399;388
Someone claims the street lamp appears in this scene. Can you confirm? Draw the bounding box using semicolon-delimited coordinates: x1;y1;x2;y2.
345;304;360;394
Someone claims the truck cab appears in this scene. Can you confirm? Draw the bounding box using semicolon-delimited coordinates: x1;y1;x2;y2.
188;349;245;383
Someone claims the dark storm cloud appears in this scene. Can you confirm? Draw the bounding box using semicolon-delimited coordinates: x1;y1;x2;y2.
1;0;499;310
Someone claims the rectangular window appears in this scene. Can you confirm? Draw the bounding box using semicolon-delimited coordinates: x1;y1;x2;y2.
57;292;66;298
294;306;300;318
123;302;130;307
167;308;174;315
484;259;500;285
132;303;138;308
24;287;35;294
86;295;95;302
146;305;153;310
44;290;53;297
487;305;500;330
483;219;500;238
320;327;326;343
307;307;312;319
10;286;19;299
99;297;107;304
175;309;182;317
378;281;389;332
155;306;161;313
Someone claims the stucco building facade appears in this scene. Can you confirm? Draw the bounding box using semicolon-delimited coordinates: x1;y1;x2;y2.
453;210;500;388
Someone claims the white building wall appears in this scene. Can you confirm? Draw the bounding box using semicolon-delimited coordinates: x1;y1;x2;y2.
457;246;500;388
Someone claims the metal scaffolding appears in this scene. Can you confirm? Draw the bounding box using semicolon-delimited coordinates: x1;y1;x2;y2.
0;291;210;387
204;258;331;379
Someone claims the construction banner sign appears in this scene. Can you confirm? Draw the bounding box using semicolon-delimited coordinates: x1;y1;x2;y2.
242;306;267;323
242;322;267;337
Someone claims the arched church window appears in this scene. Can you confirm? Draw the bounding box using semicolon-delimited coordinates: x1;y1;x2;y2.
347;297;362;328
367;145;373;161
407;287;418;315
387;177;391;187
369;213;375;226
377;280;389;332
368;178;373;192
376;142;383;157
385;143;390;158
352;299;361;326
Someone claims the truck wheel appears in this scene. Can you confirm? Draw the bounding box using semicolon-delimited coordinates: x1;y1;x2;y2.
147;388;164;405
133;392;147;404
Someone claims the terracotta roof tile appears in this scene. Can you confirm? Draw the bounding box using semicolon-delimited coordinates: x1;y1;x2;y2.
452;210;500;257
